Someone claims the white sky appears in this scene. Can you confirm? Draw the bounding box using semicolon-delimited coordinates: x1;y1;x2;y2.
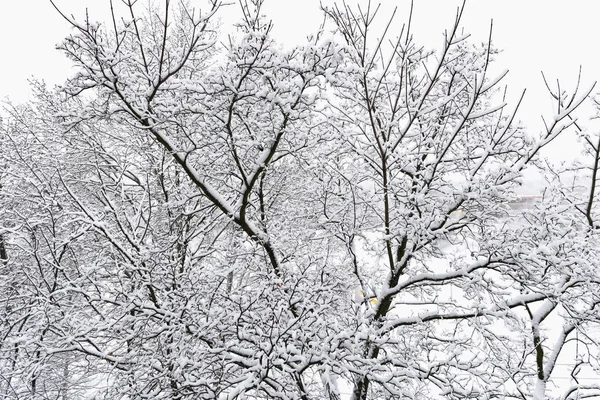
1;0;599;166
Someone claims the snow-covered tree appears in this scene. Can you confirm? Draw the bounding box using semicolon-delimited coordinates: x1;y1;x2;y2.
1;1;599;399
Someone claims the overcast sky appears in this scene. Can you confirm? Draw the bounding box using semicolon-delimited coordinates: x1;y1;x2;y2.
2;0;599;164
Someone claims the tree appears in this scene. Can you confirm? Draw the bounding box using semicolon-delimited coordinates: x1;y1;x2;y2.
1;0;599;399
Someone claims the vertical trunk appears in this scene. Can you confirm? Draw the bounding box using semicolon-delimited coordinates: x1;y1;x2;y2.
61;360;69;400
226;271;233;292
0;234;7;264
352;241;410;400
533;379;546;400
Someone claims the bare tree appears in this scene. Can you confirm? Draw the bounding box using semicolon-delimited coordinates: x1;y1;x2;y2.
1;1;599;399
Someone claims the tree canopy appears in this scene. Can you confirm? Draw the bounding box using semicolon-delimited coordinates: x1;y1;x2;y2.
1;1;600;399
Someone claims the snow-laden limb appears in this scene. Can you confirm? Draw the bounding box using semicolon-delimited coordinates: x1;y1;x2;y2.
559;384;600;400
